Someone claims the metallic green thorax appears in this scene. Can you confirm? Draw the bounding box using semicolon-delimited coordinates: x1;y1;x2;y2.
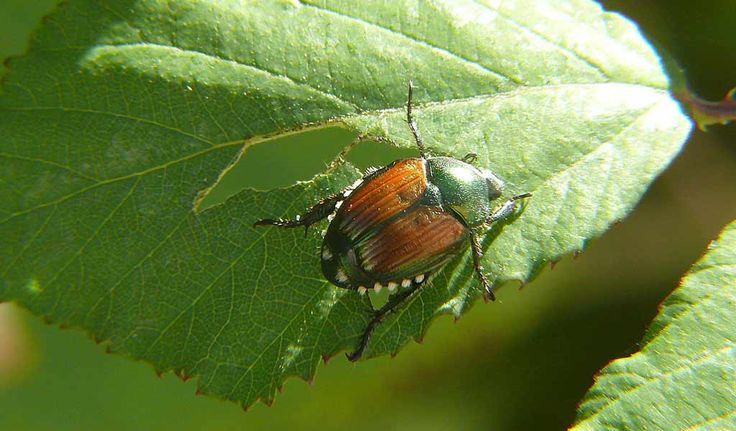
427;157;493;227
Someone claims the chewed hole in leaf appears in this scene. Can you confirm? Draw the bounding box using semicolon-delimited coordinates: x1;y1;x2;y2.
344;138;418;171
196;126;420;211
368;286;390;309
196;127;356;210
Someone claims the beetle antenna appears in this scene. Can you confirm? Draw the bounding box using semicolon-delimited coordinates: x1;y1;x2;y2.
407;80;428;159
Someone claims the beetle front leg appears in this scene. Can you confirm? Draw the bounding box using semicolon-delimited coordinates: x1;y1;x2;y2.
487;192;532;224
470;231;495;301
254;193;342;236
346;283;421;362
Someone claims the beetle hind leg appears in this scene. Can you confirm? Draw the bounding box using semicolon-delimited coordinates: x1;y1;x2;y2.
346;279;424;362
470;232;495;301
472;193;533;300
254;193;342;236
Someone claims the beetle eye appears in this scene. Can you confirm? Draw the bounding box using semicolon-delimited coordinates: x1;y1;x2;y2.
481;169;504;200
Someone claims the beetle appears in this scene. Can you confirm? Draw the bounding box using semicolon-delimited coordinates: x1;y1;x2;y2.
255;82;531;361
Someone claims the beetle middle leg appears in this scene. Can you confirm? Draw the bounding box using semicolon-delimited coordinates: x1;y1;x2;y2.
254;193;342;236
346;283;421;362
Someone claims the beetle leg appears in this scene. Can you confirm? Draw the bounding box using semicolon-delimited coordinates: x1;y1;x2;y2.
407;80;429;159
461;152;478;164
346;283;421;361
254;193;342;237
487;192;532;224
470;231;495;301
474;193;532;300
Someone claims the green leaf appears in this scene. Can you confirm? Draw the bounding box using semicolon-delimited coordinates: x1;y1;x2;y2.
0;0;691;408
572;221;736;431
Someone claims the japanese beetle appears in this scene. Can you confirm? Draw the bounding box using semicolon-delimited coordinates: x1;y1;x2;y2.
255;82;531;361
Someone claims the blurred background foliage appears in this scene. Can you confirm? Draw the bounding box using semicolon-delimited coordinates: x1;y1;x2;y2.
1;1;735;430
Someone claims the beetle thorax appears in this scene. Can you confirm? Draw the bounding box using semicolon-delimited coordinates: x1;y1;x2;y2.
426;157;498;227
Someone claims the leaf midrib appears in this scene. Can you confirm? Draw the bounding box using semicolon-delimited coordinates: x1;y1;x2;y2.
0;81;667;227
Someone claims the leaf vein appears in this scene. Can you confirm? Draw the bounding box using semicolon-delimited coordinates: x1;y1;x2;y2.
298;0;521;85
1;105;215;146
579;344;736;425
1;206;58;278
46;177;141;313
469;0;610;79
682;409;736;431
0;152;100;182
85;215;191;327
0;140;243;224
99;42;360;112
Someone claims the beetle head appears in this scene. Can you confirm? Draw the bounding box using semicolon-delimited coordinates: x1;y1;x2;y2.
481;169;504;201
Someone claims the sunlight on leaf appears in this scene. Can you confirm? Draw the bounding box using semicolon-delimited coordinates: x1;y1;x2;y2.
0;0;691;408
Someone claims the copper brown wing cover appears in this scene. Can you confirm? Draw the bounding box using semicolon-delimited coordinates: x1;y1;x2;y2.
338;158;428;239
358;205;469;280
333;158;470;283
